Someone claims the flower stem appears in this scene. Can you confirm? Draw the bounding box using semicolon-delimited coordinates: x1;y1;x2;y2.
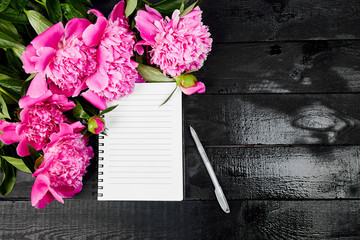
33;0;45;7
0;86;18;103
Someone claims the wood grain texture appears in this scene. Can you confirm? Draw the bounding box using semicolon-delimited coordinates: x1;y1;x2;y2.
184;94;360;146
0;200;359;240
92;0;360;42
7;145;360;201
199;41;360;94
186;146;360;200
201;0;360;42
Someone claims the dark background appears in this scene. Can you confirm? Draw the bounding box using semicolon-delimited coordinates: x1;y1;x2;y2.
1;0;360;239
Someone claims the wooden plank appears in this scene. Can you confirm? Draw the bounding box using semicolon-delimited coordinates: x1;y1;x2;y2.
0;199;359;239
198;41;360;94
201;0;360;42
7;145;360;200
92;0;360;42
186;146;360;200
184;94;360;146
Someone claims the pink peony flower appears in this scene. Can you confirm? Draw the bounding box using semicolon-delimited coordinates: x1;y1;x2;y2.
31;122;93;209
0;91;75;156
135;6;212;77
22;18;105;98
82;1;139;110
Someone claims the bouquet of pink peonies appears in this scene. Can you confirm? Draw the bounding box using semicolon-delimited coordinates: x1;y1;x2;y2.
0;0;211;208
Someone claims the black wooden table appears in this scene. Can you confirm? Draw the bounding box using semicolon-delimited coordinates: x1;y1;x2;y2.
2;0;360;239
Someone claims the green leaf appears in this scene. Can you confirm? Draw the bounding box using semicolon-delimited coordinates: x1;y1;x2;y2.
73;99;91;119
153;0;188;16
125;0;137;18
0;159;16;197
44;0;62;23
21;144;40;173
20;80;30;97
61;3;84;21
25;1;47;16
0;65;19;78
0;19;18;41
79;0;92;5
99;105;118;116
0;0;11;13
25;73;36;82
0;93;10;119
11;47;24;59
24;10;53;35
6;48;23;71
179;0;185;12
34;155;44;171
0;31;24;49
20;145;39;174
137;64;175;82
66;0;88;16
9;0;26;13
1;156;32;173
160;85;177;106
0;77;25;99
179;0;199;17
0;6;28;24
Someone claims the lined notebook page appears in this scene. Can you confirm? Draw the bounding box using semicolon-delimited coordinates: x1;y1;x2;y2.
98;83;183;201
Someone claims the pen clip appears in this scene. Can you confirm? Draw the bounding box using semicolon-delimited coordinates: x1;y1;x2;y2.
214;187;230;214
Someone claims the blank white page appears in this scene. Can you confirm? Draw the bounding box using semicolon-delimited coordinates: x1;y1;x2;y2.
98;83;183;201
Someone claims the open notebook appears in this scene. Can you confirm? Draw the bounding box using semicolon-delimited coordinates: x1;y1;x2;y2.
98;83;183;201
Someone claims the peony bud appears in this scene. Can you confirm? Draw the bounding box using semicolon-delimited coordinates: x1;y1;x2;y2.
175;74;206;95
88;116;105;134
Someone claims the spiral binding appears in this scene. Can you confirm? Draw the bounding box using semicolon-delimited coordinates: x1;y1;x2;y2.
98;134;105;198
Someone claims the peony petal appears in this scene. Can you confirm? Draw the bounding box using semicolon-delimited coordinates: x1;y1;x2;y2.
31;175;51;209
17;138;30;157
26;73;48;98
71;79;88;97
145;5;162;19
49;123;73;143
87;9;104;18
134;42;145;55
47;94;76;111
31;22;64;49
22;44;37;73
86;70;109;92
34;153;55;177
48;187;64;203
182;6;202;19
42;191;55;204
97;45;113;69
171;10;180;28
54;184;82;198
180;81;206;95
19;90;52;108
33;47;56;73
135;11;159;45
82;16;107;47
70;121;86;133
16;121;27;136
82;90;107;110
65;18;91;41
47;77;73;97
108;1;125;22
0;121;20;144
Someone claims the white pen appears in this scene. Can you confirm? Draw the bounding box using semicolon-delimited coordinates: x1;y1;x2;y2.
189;126;230;214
